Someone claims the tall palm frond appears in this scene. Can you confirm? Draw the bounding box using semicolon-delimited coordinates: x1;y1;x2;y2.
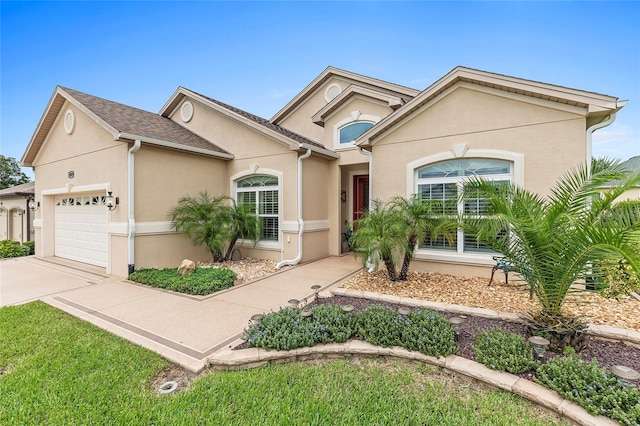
462;159;640;319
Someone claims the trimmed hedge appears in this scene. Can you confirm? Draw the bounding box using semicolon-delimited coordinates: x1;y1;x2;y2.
247;304;457;358
0;239;31;258
128;267;236;295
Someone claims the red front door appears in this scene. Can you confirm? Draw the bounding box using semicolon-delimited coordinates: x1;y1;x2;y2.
353;175;370;221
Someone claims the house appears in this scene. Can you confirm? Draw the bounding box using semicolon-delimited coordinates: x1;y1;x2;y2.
618;155;640;201
21;66;626;277
0;181;34;243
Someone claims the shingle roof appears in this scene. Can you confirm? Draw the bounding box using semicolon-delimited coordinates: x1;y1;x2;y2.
187;89;326;150
0;181;34;197
60;87;231;155
621;155;640;172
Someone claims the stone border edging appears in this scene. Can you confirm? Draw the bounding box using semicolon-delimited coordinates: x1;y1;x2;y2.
333;288;640;346
208;340;617;426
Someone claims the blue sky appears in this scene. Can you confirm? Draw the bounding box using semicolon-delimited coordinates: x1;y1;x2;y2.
2;1;639;179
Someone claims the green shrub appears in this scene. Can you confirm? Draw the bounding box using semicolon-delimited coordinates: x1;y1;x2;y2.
473;328;537;374
0;239;30;258
401;309;457;357
536;353;640;424
307;304;352;344
353;305;406;348
128;267;236;295
245;307;315;351
353;305;457;357
596;255;640;298
22;240;35;255
245;305;352;351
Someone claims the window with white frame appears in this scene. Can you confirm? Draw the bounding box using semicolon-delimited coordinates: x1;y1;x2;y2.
236;175;279;242
416;158;512;253
339;121;374;144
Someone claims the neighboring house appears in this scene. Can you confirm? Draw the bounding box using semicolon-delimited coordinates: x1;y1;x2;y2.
618;155;640;201
0;181;34;243
22;66;626;277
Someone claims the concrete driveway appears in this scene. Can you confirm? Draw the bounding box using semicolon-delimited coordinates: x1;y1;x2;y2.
0;255;361;372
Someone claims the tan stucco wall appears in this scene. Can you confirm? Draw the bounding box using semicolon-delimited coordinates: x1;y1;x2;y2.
616;188;640;202
135;146;227;222
276;76;354;145
410;259;494;279
0;197;32;242
31;101;129;272
134;233;212;271
372;85;586;200
302;230;329;262
322;97;392;149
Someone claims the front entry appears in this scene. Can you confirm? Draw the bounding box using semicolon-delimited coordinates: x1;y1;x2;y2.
353;174;370;221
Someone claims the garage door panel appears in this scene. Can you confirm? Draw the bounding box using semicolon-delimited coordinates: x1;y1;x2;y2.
55;194;108;268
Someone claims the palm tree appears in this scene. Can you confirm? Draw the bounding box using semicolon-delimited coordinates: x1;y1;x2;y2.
223;200;261;261
351;197;456;281
350;199;407;281
388;195;456;280
168;191;234;263
462;158;640;349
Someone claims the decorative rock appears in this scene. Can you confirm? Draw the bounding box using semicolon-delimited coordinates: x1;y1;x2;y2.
177;259;196;275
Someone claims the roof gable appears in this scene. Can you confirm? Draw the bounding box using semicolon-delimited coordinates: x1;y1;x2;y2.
0;181;34;198
160;87;338;159
311;84;405;127
356;66;625;147
270;66;420;125
22;87;232;166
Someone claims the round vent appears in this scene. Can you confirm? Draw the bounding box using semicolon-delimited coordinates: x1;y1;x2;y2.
180;101;194;122
63;109;75;134
325;83;342;102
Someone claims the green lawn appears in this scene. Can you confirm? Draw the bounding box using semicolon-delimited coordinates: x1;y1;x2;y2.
0;302;568;425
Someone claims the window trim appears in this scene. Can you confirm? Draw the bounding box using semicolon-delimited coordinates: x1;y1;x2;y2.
407;149;524;263
231;168;283;250
333;114;380;150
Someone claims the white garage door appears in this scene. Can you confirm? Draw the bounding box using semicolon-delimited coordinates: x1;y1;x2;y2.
55;194;108;267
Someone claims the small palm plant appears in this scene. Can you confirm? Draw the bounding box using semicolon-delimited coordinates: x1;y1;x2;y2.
462;158;640;350
351;199;406;281
351;196;456;281
169;191;260;263
388;195;456;281
224;200;261;261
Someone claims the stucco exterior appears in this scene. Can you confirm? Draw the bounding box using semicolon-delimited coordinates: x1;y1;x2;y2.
0;181;34;243
22;66;627;279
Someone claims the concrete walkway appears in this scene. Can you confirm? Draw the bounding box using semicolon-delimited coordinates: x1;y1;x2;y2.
0;255;361;371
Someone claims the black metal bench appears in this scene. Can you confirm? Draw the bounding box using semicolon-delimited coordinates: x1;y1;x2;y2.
488;256;518;285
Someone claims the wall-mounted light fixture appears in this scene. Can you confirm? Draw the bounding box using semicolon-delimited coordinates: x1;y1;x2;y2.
106;191;119;211
28;198;40;211
341;190;347;202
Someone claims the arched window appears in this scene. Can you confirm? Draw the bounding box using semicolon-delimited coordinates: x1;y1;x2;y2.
236;175;279;241
339;121;374;144
416;159;512;253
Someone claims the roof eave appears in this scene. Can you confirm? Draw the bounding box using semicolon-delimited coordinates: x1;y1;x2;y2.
22;87;121;167
117;132;234;160
311;85;405;126
356;66;624;147
271;66;420;124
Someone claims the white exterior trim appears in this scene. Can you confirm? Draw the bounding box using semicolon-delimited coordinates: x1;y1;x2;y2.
230;167;284;249
281;220;330;232
406;148;525;197
42;182;111;196
333;114;381;151
407;149;524;263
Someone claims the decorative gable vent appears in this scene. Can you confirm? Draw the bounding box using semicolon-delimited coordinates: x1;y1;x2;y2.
180;101;194;122
63;109;75;134
325;83;342;102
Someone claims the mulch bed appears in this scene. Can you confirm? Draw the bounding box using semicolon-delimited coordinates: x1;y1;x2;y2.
313;295;640;387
